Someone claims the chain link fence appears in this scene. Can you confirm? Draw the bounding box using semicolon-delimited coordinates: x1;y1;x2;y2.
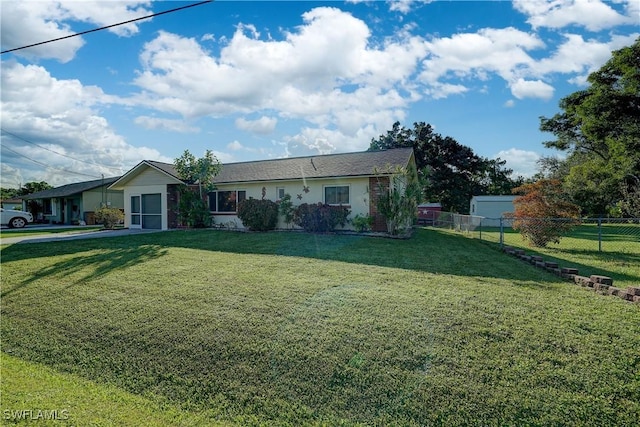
428;213;640;254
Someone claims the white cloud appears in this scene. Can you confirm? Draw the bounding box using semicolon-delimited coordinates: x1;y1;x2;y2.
227;141;244;151
495;148;541;178
504;100;516;108
0;62;170;186
532;33;640;84
510;78;555;100
513;0;635;31
235;116;277;135
0;1;153;62
132;7;427;151
420;27;544;85
134;116;199;133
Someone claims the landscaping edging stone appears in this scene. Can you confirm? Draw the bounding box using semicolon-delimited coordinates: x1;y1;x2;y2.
501;245;640;304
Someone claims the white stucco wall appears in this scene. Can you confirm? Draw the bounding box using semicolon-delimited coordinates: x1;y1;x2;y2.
121;168;179;230
212;176;371;230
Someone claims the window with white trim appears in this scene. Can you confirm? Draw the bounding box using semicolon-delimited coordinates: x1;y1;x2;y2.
324;185;350;205
208;190;246;213
276;187;285;200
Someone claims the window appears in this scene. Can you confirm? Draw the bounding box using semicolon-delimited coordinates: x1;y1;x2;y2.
43;199;53;215
130;194;161;229
276;187;285;200
208;190;246;213
131;195;141;225
325;185;350;205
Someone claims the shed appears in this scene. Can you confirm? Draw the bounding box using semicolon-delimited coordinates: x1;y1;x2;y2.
417;203;442;225
470;195;516;227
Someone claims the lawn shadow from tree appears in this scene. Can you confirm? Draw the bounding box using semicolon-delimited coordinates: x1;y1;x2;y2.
0;228;566;285
1;245;168;298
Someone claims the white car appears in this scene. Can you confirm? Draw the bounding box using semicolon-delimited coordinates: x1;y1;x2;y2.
1;208;33;228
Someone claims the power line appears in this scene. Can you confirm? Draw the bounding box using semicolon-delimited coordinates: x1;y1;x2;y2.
1;128;123;171
1;144;101;179
1;0;213;55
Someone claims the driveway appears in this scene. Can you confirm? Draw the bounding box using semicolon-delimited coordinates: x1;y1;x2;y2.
0;227;164;245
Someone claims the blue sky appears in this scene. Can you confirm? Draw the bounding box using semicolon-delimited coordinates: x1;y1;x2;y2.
1;0;638;188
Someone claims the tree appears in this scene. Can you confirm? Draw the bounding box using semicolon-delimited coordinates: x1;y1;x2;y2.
539;38;640;215
174;150;221;227
369;122;521;213
17;181;52;196
506;179;581;247
1;188;19;200
174;150;221;199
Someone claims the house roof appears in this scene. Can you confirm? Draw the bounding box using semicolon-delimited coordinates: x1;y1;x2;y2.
214;147;414;184
108;160;185;190
110;148;414;189
22;177;121;200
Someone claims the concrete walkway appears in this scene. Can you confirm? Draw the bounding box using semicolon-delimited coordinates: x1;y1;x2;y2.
0;227;164;245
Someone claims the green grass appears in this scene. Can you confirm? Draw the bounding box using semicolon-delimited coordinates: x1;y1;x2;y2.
1;229;639;426
1;354;227;426
468;223;640;289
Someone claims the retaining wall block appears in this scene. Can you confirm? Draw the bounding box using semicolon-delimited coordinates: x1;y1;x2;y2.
531;255;543;263
561;267;579;275
503;246;513;253
633;295;640;303
521;255;532;263
544;261;559;269
514;249;525;256
574;275;589;286
590;275;613;286
608;287;620;296
627;287;640;296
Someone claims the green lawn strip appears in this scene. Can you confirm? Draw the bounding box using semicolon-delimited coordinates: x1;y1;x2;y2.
461;224;640;289
1;229;639;425
0;226;104;238
1;353;229;426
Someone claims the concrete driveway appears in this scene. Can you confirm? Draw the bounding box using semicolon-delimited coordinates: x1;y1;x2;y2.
0;227;164;245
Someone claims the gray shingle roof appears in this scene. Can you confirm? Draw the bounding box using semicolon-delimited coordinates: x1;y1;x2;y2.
213;148;414;184
124;148;414;186
22;176;121;200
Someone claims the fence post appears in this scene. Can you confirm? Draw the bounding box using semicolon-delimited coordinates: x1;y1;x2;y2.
598;217;602;252
479;218;482;240
499;217;504;248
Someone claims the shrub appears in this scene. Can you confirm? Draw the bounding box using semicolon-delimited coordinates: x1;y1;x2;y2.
178;187;210;228
278;193;295;229
508;179;581;247
237;198;279;231
375;165;421;235
352;214;373;232
94;207;124;229
293;203;350;232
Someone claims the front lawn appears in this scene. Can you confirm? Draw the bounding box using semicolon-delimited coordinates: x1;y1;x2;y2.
1;229;639;426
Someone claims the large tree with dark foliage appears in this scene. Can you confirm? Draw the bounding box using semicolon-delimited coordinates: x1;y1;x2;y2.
539;38;640;216
369;121;521;213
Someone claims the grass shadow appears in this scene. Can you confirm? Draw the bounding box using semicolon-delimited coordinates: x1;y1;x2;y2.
1;244;168;298
0;228;574;283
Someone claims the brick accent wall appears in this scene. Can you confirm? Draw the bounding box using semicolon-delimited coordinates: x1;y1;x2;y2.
167;184;180;229
369;176;389;232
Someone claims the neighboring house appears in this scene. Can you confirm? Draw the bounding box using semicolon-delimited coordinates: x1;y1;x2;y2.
470;195;517;227
0;198;23;210
22;177;124;225
109;147;416;232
